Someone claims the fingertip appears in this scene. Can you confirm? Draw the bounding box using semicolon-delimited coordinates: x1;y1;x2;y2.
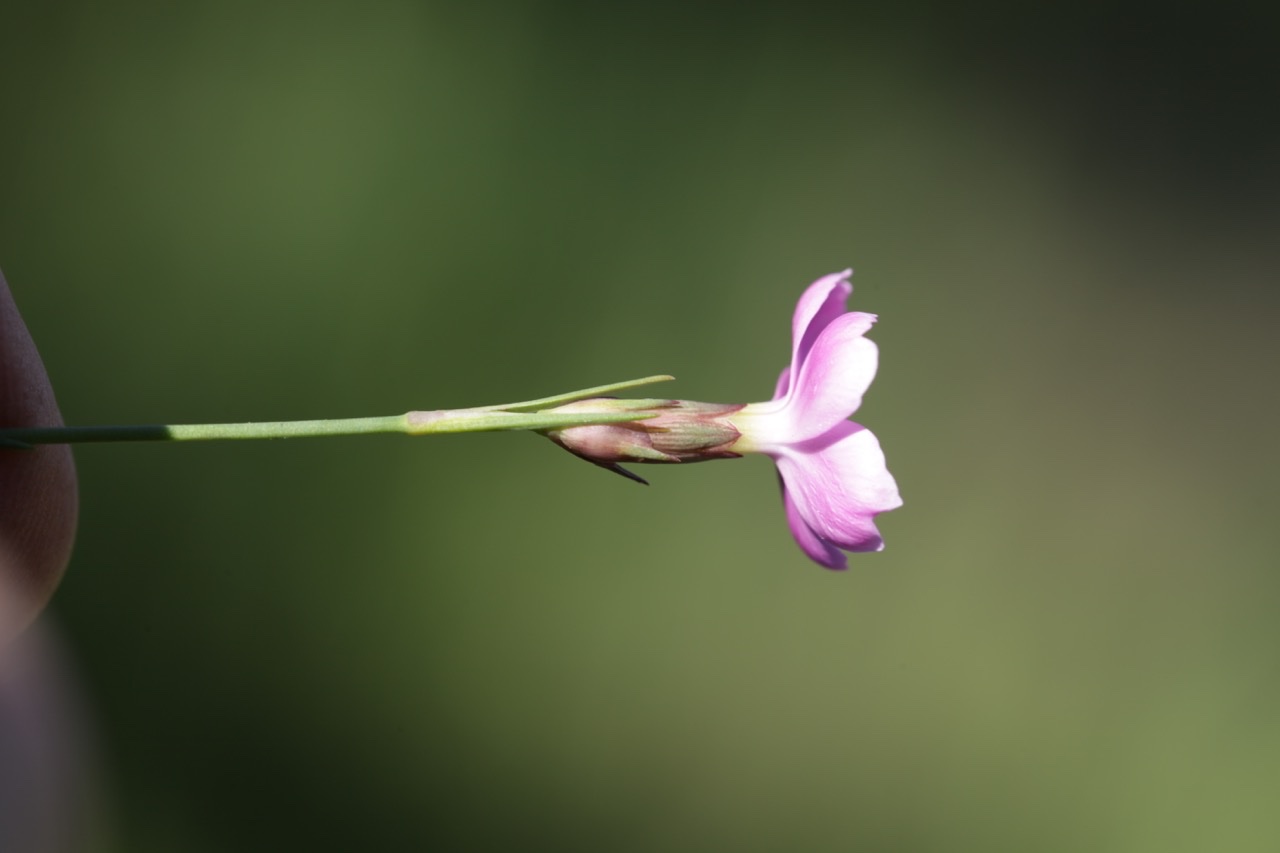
0;270;79;639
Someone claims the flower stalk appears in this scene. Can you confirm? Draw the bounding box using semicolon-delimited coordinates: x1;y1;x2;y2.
0;375;674;447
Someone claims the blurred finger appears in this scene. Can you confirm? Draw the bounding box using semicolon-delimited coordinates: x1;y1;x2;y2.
0;270;78;640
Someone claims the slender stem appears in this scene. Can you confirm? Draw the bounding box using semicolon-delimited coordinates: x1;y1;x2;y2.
0;407;655;446
0;375;674;447
0;416;410;445
404;409;652;435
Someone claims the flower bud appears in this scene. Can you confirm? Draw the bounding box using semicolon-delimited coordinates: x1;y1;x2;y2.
545;398;745;482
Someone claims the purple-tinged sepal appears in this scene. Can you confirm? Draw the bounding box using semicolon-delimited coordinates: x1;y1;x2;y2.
545;398;744;483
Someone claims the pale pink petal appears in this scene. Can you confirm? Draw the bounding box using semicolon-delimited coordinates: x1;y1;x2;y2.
771;366;791;402
787;270;853;389
780;475;847;570
773;421;901;554
776;311;879;442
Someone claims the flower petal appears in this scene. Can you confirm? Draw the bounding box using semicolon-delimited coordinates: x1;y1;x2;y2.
779;473;847;570
776;310;879;442
787;269;854;392
773;421;901;554
772;366;791;402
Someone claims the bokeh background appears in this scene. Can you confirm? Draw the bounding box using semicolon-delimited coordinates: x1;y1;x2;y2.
2;3;1278;851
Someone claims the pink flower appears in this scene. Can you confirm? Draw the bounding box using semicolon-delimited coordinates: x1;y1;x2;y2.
547;269;900;569
727;269;901;568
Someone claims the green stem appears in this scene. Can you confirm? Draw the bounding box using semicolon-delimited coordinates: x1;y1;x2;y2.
0;416;410;445
0;376;669;447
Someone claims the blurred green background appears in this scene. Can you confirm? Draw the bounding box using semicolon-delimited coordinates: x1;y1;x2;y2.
2;3;1278;851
